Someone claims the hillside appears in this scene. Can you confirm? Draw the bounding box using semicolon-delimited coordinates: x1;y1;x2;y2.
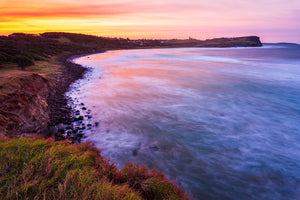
0;33;262;68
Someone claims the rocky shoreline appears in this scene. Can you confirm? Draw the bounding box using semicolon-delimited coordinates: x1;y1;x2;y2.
0;50;101;141
42;52;103;143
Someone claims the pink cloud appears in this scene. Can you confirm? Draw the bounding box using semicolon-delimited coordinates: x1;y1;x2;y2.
0;4;136;18
0;0;299;42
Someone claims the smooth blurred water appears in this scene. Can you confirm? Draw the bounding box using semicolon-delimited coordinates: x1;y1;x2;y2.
70;44;300;200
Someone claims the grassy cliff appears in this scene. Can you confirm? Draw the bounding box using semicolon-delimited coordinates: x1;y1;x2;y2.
0;137;189;199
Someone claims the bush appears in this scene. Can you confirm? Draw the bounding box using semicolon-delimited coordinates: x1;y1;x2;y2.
12;55;34;69
0;54;7;64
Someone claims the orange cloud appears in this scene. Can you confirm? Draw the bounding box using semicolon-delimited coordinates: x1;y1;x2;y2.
0;4;135;18
0;0;299;42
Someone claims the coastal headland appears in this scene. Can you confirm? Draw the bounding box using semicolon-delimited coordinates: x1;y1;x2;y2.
0;32;262;199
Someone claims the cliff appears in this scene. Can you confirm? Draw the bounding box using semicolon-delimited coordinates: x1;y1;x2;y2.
0;54;89;141
164;36;262;47
0;73;53;136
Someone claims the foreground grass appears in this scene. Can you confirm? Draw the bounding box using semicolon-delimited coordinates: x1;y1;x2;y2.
0;138;189;200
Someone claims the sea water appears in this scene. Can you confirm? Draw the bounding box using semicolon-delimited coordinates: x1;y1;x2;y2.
69;44;300;200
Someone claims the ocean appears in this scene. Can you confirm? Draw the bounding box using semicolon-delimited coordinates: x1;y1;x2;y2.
70;44;300;200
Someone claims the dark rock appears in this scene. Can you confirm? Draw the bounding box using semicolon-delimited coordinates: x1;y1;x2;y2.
6;123;15;131
47;53;88;128
87;124;92;127
57;128;65;134
73;128;79;133
133;149;138;156
39;126;56;137
69;135;75;139
74;116;84;121
77;133;84;137
149;145;159;151
95;122;99;127
55;132;62;139
46;53;104;143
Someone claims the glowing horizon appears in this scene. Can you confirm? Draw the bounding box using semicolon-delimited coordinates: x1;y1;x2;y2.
1;0;300;43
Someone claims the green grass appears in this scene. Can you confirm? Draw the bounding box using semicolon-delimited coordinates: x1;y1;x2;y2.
0;138;189;200
28;67;42;71
55;37;72;43
0;59;61;98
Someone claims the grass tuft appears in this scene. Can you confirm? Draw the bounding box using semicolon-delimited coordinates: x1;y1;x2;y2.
0;138;189;199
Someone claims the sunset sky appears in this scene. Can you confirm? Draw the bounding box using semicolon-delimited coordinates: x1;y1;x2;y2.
1;0;300;43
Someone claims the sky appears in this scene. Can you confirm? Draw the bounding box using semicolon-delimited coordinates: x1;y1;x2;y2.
1;0;300;43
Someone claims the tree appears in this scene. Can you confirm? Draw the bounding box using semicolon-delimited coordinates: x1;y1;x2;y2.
12;55;34;70
0;54;7;65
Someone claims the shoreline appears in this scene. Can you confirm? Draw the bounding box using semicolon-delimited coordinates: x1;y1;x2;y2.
48;45;264;141
0;50;192;198
1;44;263;139
42;51;105;142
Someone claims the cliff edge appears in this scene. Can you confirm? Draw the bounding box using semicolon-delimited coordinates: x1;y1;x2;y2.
0;73;53;136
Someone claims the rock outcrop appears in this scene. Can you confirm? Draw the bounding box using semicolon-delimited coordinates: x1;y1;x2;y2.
0;73;53;137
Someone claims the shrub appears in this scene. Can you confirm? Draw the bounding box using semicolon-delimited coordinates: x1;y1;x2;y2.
0;54;7;65
12;55;34;69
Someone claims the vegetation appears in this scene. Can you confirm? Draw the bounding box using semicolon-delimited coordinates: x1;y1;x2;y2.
0;138;189;200
0;32;262;69
0;32;138;68
0;54;7;64
11;55;34;70
164;36;262;47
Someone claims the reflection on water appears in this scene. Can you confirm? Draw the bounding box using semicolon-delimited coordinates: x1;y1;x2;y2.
70;45;300;200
